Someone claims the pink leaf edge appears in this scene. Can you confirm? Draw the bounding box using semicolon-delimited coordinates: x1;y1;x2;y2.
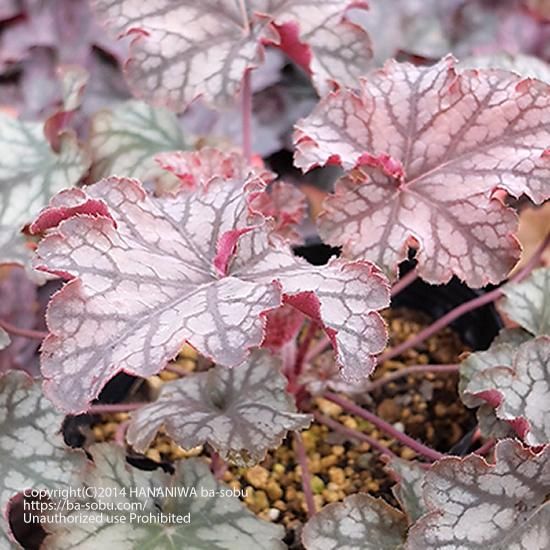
32;150;390;412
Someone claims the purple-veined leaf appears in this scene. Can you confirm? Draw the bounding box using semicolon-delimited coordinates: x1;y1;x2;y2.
89;100;188;186
501;267;550;336
233;230;390;382
459;329;531;408
463;336;550;446
386;457;427;524
0;372;86;548
91;0;372;109
0;113;90;264
459;53;550;83
302;493;407;550
32;163;389;412
0;266;41;377
294;56;550;285
459;328;530;439
127;350;311;465
407;440;550;550
43;444;285;549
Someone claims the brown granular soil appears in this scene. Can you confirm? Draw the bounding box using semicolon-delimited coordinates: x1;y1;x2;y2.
90;307;475;548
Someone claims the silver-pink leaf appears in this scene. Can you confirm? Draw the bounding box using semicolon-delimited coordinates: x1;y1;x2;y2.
127;351;311;466
43;445;285;549
0;113;90;265
407;440;550;550
90;0;372;109
501;267;550;336
0;372;86;548
294;56;550;286
302;493;407;550
33;161;389;412
462;336;550;446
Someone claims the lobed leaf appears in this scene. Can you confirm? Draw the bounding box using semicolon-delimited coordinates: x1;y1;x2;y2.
91;0;372;109
407;440;550;550
501;267;550;336
302;493;407;550
43;444;285;549
0;114;90;264
89;100;187;186
294;56;550;285
127;350;311;466
0;372;86;547
33;162;389;412
459;328;528;439
463;336;550;446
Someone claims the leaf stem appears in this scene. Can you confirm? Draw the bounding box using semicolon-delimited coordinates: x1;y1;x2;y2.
304;334;330;364
210;450;228;480
474;438;496;457
293;431;316;518
241;69;253;163
391;268;418;297
313;411;397;459
365;364;459;392
237;0;250;34
114;421;129;447
164;364;188;376
379;231;550;363
294;322;318;379
87;402;144;414
324;392;444;461
0;319;48;341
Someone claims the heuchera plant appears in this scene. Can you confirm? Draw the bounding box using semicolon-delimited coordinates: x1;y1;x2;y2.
0;0;549;548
